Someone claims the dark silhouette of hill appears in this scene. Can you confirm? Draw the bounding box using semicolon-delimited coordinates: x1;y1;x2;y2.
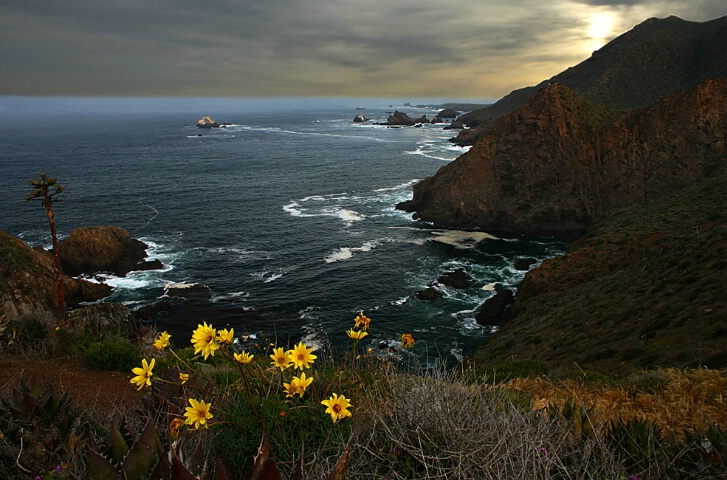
453;15;727;145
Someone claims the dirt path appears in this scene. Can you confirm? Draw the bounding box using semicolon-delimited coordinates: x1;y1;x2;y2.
0;353;142;415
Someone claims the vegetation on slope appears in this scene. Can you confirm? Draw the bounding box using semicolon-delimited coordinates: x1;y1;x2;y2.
472;175;727;376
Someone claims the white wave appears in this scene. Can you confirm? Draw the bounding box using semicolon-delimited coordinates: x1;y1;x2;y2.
251;268;291;283
429;230;499;249
96;273;154;290
165;281;196;288
392;296;409;306
264;273;283;283
404;147;456;162
324;240;377;263
482;282;498;291
338;209;365;222
211;291;249;302
374;179;420;192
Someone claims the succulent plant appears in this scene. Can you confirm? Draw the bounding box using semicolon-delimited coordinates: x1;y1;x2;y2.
0;381;83;475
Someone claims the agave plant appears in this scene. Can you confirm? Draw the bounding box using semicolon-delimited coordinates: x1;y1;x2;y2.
0;381;83;475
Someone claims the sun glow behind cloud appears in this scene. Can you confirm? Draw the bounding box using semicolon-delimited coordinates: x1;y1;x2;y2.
0;0;724;97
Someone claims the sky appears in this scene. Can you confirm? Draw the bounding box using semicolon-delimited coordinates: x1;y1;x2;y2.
1;0;724;100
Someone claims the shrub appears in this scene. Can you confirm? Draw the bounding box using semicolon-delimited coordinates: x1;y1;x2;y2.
81;339;141;371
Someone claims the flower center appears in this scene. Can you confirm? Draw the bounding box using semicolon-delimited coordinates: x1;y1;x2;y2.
333;404;342;413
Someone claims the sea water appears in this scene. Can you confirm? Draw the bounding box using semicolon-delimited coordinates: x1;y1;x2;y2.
0;96;566;364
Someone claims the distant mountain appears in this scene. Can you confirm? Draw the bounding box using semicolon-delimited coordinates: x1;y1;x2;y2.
452;15;727;145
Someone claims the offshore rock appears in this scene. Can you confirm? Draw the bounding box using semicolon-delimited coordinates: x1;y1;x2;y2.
397;79;727;239
432;108;459;123
59;225;159;276
417;286;444;301
353;113;369;122
475;289;514;326
196;116;219;128
438;268;473;289
381;111;428;126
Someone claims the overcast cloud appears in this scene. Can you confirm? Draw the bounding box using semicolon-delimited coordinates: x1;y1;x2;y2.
1;0;724;99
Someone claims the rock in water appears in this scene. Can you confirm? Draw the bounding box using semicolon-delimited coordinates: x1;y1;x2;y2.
475;289;514;326
196;116;219;128
59;225;158;276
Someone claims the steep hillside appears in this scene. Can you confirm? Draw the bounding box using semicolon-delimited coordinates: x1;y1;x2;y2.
453;15;727;145
470;176;727;375
397;79;726;239
0;230;112;321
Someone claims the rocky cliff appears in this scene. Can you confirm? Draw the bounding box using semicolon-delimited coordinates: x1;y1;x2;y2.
0;230;112;322
453;15;727;145
397;79;727;239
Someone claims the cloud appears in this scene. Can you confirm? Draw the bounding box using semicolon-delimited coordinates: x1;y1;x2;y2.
0;0;723;98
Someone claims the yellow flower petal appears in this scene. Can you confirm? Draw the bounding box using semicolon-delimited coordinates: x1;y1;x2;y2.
289;342;317;370
184;398;213;429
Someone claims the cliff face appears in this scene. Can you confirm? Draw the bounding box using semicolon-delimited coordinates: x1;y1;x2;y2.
0;230;111;321
398;79;727;239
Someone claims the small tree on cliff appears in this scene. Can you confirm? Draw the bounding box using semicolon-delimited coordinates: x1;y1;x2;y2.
25;173;66;324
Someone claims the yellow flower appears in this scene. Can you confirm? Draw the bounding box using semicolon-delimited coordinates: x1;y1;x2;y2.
354;312;371;330
153;331;171;351
401;333;415;349
216;328;235;344
321;393;353;423
347;329;368;341
289;342;317;370
234;351;254;364
270;347;292;370
283;372;314;398
191;321;220;360
169;417;184;437
184;398;213;429
130;358;155;391
179;372;189;384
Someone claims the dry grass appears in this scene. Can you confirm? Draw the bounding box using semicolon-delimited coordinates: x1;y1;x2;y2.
506;368;727;441
332;369;625;480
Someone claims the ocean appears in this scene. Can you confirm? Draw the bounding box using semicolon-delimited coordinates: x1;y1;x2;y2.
0;96;566;365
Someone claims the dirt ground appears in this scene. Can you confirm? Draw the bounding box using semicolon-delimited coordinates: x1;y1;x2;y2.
0;353;142;415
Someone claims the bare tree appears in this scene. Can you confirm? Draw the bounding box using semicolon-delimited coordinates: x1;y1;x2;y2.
25;173;66;324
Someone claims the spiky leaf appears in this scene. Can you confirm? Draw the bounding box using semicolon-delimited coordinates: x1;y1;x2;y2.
110;420;130;463
121;420;161;480
87;449;117;480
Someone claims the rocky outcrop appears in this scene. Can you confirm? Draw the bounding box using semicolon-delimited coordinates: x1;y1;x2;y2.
0;230;112;322
475;289;514;326
438;268;473;289
353;113;369;122
67;302;135;336
59;225;161;276
432;108;459;124
381;111;428;126
417;286;444;301
196;116;219;128
451;15;727;146
398;79;727;239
